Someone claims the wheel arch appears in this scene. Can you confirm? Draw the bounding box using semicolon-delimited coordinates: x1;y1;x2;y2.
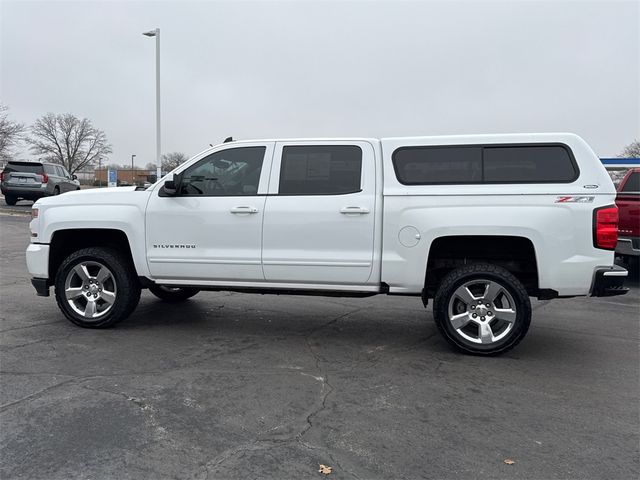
424;235;540;299
49;228;138;282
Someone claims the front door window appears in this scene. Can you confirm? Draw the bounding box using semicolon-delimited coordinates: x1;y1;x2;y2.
179;147;266;196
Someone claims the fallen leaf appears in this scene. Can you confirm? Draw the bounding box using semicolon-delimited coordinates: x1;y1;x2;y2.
503;459;515;465
318;464;333;475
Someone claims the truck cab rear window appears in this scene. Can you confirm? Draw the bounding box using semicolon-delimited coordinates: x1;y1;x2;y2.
392;144;578;184
279;145;362;195
621;172;639;192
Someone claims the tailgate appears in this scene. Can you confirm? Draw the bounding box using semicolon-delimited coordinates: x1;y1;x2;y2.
5;171;43;187
616;193;640;237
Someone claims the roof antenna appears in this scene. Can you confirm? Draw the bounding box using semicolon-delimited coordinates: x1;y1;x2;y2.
223;136;234;143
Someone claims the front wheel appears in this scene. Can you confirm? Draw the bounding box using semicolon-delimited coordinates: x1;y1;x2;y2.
149;285;200;302
5;195;17;206
433;263;531;355
54;247;141;328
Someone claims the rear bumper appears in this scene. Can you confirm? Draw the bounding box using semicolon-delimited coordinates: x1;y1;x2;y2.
590;265;629;297
616;237;640;257
1;184;47;199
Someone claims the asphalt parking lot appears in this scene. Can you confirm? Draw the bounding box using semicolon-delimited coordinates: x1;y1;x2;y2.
1;212;639;480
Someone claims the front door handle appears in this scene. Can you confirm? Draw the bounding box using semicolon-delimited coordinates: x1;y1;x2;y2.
230;206;258;214
340;206;370;215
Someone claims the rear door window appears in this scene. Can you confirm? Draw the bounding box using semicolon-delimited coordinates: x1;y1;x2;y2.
55;166;68;178
278;145;362;195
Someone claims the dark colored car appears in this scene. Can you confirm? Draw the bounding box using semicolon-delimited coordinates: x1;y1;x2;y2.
615;167;639;261
0;161;80;205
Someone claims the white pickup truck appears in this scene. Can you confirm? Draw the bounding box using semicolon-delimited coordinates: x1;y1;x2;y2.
26;133;628;355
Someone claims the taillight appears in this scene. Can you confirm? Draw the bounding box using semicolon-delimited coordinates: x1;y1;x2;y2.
593;205;619;250
0;171;5;182
40;173;49;184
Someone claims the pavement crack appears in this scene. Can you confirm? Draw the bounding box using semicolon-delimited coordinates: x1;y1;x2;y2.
307;308;362;338
298;373;334;441
0;378;78;411
295;309;359;442
203;440;279;479
1;332;74;350
0;320;62;333
202;310;357;477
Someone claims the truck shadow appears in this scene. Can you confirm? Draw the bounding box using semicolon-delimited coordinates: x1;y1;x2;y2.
119;293;608;364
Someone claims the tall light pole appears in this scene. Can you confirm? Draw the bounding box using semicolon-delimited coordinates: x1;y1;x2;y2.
143;28;162;181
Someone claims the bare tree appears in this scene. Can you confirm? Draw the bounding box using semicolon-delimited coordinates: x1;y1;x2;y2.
620;139;640;158
26;113;112;174
161;152;188;172
0;104;25;161
145;162;157;171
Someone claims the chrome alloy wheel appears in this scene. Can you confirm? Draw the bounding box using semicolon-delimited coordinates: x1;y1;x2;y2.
447;279;517;345
64;261;117;320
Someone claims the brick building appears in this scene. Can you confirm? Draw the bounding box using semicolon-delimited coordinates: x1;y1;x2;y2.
94;168;157;186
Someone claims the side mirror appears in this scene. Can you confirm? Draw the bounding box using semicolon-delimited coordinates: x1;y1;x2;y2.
72;174;78;180
163;173;180;196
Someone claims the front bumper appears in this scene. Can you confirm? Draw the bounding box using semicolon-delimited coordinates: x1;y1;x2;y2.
590;265;629;297
616;237;640;257
31;278;50;297
27;243;51;296
26;243;50;278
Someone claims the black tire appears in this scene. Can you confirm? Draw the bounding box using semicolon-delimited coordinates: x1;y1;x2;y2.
54;247;141;328
433;263;531;356
53;187;60;195
5;195;17;206
149;285;200;302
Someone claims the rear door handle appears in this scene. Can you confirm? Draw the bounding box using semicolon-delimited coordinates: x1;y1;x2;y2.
340;206;370;215
230;206;258;214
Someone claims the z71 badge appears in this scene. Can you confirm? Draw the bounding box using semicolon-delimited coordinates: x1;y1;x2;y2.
554;196;595;203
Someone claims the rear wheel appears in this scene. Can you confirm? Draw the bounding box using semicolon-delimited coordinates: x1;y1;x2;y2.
149;285;200;302
433;263;531;355
54;247;141;328
53;187;60;195
5;195;17;206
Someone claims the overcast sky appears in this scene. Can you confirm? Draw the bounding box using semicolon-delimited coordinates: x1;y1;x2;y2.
1;0;638;167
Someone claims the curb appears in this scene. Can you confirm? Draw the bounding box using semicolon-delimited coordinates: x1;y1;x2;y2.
0;209;31;217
